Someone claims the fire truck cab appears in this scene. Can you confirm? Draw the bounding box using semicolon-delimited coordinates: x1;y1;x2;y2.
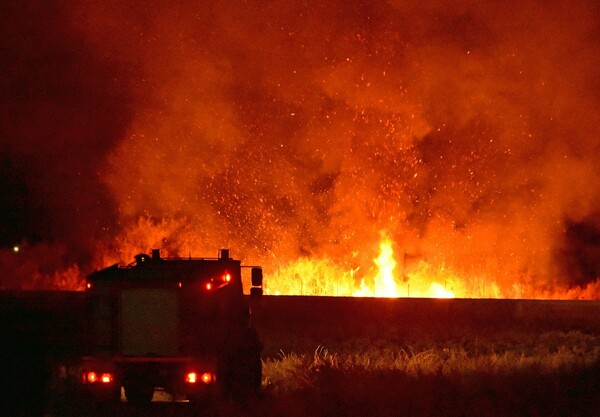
81;249;263;405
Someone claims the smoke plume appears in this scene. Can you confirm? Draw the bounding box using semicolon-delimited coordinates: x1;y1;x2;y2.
1;0;599;296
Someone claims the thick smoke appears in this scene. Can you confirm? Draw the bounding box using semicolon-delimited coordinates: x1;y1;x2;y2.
1;1;132;287
1;0;599;295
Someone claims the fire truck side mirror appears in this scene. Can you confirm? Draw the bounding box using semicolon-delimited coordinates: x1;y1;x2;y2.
250;267;263;298
251;268;263;287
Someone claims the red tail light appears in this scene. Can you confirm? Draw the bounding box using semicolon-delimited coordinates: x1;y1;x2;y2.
201;372;215;384
185;371;215;384
83;371;113;384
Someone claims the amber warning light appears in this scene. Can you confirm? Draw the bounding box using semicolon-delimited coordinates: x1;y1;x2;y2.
203;272;232;292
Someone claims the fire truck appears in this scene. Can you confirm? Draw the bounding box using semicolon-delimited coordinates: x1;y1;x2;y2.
80;248;263;406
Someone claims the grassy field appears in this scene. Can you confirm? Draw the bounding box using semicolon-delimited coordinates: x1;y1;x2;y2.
239;297;600;417
255;332;600;417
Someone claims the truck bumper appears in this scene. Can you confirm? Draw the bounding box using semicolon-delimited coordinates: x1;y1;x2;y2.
81;356;218;402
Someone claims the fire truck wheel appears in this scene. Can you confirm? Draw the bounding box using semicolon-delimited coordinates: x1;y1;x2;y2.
219;327;262;402
188;392;216;416
71;386;121;417
244;328;263;393
124;383;154;404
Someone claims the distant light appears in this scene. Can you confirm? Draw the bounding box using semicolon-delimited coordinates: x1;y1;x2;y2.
205;282;212;291
13;246;19;253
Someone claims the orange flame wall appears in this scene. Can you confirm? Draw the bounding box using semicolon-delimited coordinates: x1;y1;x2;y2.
4;1;599;298
82;0;600;299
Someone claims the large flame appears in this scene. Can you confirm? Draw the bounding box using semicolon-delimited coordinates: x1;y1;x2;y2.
355;238;400;297
268;235;457;298
264;232;598;299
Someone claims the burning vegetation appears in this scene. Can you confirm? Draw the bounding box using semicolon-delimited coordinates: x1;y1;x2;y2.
1;0;600;298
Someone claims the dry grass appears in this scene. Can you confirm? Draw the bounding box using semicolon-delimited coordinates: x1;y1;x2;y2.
263;330;600;390
257;330;600;417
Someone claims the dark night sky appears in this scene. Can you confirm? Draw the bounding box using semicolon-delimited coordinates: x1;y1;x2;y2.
2;1;129;255
1;0;600;294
